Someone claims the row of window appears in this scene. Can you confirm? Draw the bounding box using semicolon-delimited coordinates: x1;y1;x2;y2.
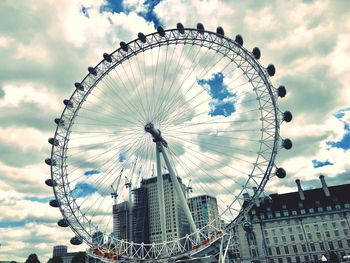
266;239;350;256
267;251;349;263
265;229;349;244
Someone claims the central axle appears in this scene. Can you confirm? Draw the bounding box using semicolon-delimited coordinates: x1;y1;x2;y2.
144;123;168;147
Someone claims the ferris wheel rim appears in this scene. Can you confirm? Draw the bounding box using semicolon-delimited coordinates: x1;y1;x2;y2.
48;26;282;259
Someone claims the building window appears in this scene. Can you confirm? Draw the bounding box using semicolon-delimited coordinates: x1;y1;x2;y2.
344;229;349;236
290;235;295;242
310;243;316;252
309;208;314;213
276;211;281;217
283;210;289;216
297;226;301;233
280;228;285;235
328;241;334;250
334;230;339;237
332;222;337;228
325;231;330;238
305;225;310;231
266;237;270;244
302;244;307;252
268;212;273;219
298;234;304;241
284;245;289;254
268;247;272;256
326;206;332;211
292;245;298;253
288;227;293;233
313;255;318;262
323;223;328;230
345;203;350;208
276;246;281;255
314;224;319;231
272;229;276;236
274;237;278;244
338;240;343;249
304;256;309;262
296;256;301;263
316;232;321;239
287;257;292;263
278;258;283;263
300;209;306;214
264;230;269;236
292;210;297;216
282;236;286;243
341;221;346;227
307;233;312;240
319;242;325;251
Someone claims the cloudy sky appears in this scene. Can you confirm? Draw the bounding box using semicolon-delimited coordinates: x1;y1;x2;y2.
0;0;350;261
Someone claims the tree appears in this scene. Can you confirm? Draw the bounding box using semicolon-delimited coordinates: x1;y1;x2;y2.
25;253;40;263
71;252;86;263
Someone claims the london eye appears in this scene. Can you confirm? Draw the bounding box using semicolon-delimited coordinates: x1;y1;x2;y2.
45;23;292;261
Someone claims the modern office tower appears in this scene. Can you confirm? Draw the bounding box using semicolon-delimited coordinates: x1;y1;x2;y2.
232;175;350;263
53;245;67;257
92;230;104;246
113;201;130;241
132;187;150;243
188;195;220;236
140;173;190;243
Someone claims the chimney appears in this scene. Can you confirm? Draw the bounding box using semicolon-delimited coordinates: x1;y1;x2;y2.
252;187;260;207
319;175;330;197
295;179;305;200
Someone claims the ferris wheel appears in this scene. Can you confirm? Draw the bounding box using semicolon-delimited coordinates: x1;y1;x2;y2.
45;23;292;261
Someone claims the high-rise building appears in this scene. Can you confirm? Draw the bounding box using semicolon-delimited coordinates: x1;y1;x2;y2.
53;245;67;257
132;187;149;243
188;195;220;236
113;201;130;241
232;176;350;263
140;173;190;243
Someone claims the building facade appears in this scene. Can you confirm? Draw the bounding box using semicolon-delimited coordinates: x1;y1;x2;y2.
140;173;190;243
188;195;220;236
112;201;130;241
234;176;350;263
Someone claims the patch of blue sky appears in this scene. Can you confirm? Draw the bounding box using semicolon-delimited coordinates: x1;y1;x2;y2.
326;123;350;150
333;107;350;119
72;182;98;198
100;0;161;28
198;72;236;117
84;169;101;176
25;196;53;203
81;6;90;18
119;151;126;162
312;159;334;168
0;220;26;228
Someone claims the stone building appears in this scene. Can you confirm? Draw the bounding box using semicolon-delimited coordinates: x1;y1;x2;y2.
234;175;350;263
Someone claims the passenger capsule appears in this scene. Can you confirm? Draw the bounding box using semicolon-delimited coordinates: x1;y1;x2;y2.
54;118;64;126
74;82;84;91
157;26;165;37
63;99;74;108
275;167;286;179
235;34;244;46
48;138;59;146
282;138;293;150
197;23;205;33
49;199;60;208
103;53;112;63
70;237;83;245
252;47;261;59
45;158;56;166
216;26;224;36
120;41;128;52
138;32;147;43
267;64;276;76
58;219;69;227
283;111;293;122
177;22;185;34
88;67;97;76
277;85;287;97
45;178;57;187
242;221;253;232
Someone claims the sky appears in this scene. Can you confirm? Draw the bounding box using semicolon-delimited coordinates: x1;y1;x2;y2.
0;0;350;261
